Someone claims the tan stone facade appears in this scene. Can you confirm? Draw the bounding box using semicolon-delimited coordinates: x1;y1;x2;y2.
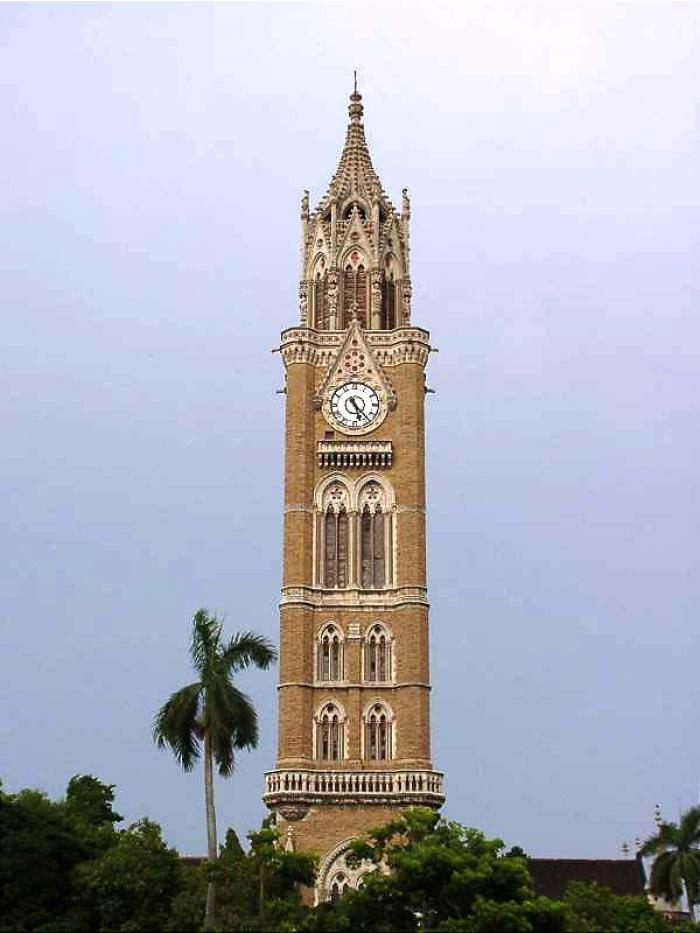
264;89;444;902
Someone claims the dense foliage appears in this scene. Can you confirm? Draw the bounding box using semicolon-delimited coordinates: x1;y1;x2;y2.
2;780;698;933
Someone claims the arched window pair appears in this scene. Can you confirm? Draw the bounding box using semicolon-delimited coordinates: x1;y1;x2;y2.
316;622;392;684
314;701;394;761
317;624;343;682
318;479;393;590
316;703;344;761
310;248;370;331
326;502;384;589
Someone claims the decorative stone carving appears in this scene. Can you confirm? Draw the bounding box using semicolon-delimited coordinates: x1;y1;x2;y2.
317;439;392;468
327;270;339;328
322;481;349;513
370;272;382;329
299;281;309;325
358;481;384;513
278;805;309;822
316;320;397;434
401;276;412;324
318;840;373;902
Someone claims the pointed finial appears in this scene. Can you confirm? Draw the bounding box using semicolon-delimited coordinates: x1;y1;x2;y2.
349;71;363;124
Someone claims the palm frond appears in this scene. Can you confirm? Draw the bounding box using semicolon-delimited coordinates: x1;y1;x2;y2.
207;680;259;777
190;608;223;675
679;806;700;848
640;820;679;857
650;850;683;902
220;630;278;674
153;682;202;772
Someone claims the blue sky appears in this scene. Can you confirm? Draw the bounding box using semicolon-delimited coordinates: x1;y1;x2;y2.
1;2;698;856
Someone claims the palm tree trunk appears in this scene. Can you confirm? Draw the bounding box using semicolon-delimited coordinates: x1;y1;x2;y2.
685;880;696;922
204;731;218;931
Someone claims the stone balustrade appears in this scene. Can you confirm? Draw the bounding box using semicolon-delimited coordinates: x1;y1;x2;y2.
263;768;444;808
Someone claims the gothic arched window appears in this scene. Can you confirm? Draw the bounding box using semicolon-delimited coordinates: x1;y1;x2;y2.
364;703;393;761
341;251;368;328
314;270;329;329
324;506;348;588
381;272;397;330
318;624;343;682
360;504;385;589
330;873;348;901
365;623;392;683
358;481;386;589
316;703;345;761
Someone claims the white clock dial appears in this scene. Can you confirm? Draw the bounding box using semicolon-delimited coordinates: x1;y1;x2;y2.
330;382;380;430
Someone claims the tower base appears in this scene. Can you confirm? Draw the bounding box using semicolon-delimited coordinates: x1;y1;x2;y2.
264;768;445;902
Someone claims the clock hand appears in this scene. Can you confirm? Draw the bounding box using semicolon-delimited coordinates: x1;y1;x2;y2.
347;396;368;422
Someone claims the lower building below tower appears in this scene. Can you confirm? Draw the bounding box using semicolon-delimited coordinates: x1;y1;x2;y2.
263;767;445;902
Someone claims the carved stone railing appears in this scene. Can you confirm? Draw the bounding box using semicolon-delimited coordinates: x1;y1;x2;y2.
318;439;392;468
263;768;445;811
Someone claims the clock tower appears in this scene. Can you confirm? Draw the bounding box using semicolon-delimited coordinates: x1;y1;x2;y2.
264;87;444;901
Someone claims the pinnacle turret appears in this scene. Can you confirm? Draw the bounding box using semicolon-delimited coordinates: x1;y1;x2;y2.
298;86;412;331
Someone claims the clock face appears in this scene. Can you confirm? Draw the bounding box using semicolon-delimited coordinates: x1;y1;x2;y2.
330;382;380;430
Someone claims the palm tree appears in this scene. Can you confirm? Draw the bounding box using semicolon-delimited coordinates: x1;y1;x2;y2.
640;805;700;921
153;608;277;930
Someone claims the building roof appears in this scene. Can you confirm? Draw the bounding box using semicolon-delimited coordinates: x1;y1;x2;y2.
529;858;646;899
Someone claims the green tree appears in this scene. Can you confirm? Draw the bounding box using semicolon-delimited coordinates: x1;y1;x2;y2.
562;880;671;933
0;776;124;932
0;786;88;931
640;806;700;922
247;822;317;931
166;824;316;933
309;807;565;932
153;608;277;930
64;774;123;829
77;818;181;932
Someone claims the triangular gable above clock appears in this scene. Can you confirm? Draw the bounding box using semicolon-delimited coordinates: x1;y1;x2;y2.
315;319;397;411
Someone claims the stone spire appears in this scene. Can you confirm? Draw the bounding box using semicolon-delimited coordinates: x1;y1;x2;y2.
314;85;394;215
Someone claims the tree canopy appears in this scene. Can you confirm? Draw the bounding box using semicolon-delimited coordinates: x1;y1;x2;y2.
3;780;698;933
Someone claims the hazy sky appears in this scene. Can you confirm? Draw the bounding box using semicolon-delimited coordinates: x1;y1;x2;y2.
1;2;698;858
